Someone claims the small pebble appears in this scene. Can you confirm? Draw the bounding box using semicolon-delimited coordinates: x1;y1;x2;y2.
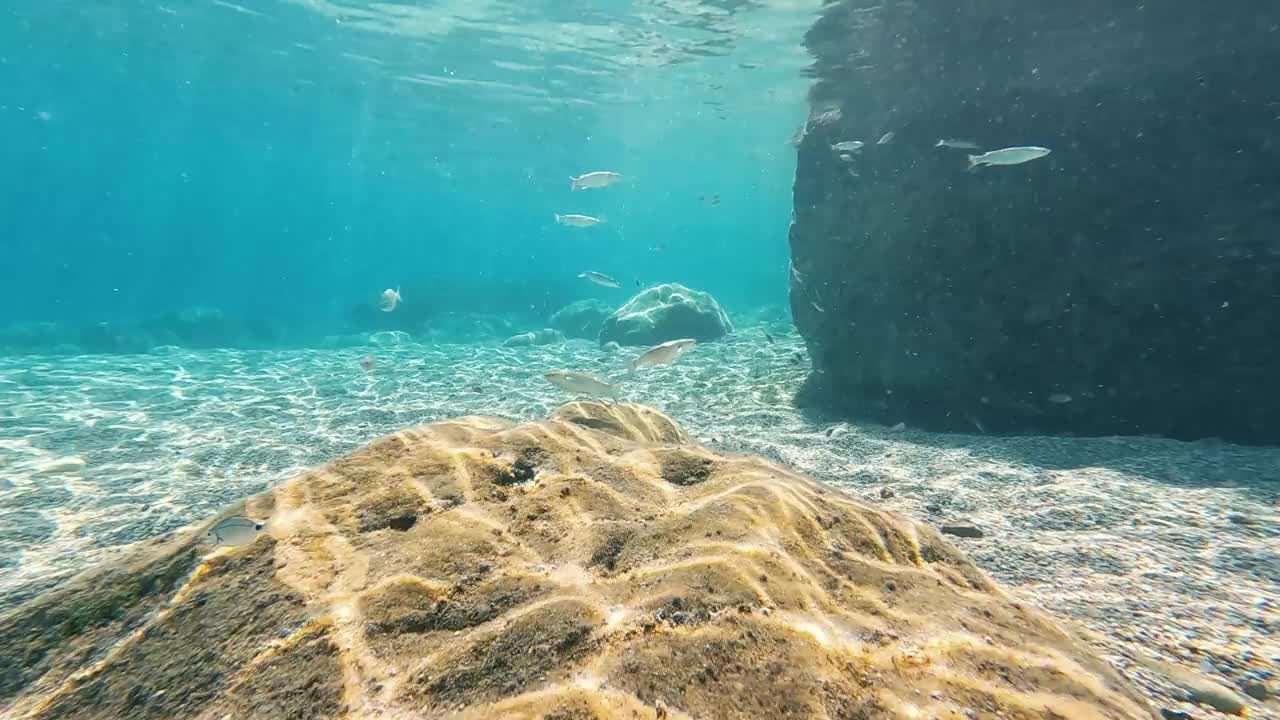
880;487;895;499
1240;680;1269;701
941;523;984;539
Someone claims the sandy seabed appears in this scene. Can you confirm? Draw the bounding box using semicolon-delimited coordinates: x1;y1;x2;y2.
1;328;1276;717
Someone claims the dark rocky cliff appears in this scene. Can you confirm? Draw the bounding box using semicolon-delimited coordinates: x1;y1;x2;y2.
790;0;1280;444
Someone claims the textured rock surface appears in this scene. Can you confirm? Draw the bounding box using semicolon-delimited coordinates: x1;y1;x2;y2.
790;0;1280;444
1;402;1156;720
599;283;732;346
549;299;615;340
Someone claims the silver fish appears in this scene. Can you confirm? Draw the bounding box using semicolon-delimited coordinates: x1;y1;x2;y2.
555;213;604;228
544;370;619;398
935;138;981;150
578;271;621;288
205;516;264;546
379;287;401;312
877;131;895;144
967;146;1051;170
1048;393;1073;404
831;141;864;153
570;171;623;191
630;338;696;370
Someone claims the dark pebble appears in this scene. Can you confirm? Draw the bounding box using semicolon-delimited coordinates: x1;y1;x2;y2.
941;523;984;539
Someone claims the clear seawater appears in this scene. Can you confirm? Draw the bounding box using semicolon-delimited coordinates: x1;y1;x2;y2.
1;0;808;338
1;2;1278;717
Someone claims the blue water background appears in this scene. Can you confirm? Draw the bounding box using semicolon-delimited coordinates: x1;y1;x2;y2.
0;0;814;346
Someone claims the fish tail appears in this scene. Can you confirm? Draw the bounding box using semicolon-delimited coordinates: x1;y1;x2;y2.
598;214;608;224
569;176;578;191
967;154;981;172
554;213;562;223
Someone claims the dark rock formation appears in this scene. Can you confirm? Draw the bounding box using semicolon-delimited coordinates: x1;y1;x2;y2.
549;299;615;340
790;0;1280;444
599;283;732;346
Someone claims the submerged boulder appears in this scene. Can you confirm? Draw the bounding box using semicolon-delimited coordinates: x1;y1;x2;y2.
425;312;517;343
598;283;732;346
502;328;565;347
549;299;615;340
0;322;71;353
790;0;1280;444
0;402;1155;720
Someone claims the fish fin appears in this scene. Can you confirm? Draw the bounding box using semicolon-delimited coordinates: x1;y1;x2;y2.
967;155;981;172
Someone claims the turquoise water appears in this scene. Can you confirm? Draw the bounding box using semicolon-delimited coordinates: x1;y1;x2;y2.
3;2;1280;717
2;0;809;344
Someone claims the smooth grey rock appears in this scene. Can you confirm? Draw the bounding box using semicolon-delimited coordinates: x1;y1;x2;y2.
599;283;732;346
502;328;565;347
549;299;615;340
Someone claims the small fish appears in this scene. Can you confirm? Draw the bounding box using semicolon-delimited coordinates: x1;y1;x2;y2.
831;141;864;153
877;131;895;144
635;279;642;288
811;301;825;313
889;422;907;432
205;516;264;546
578;271;621;288
555;213;604;228
544;370;619;399
967;146;1051;170
360;354;375;371
935;138;981;150
1048;393;1073;404
838;153;855;163
763;331;775;344
379;287;401;312
570;171;622;191
631;338;696;370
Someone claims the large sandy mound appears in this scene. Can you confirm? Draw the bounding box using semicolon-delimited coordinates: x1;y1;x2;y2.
1;402;1156;719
